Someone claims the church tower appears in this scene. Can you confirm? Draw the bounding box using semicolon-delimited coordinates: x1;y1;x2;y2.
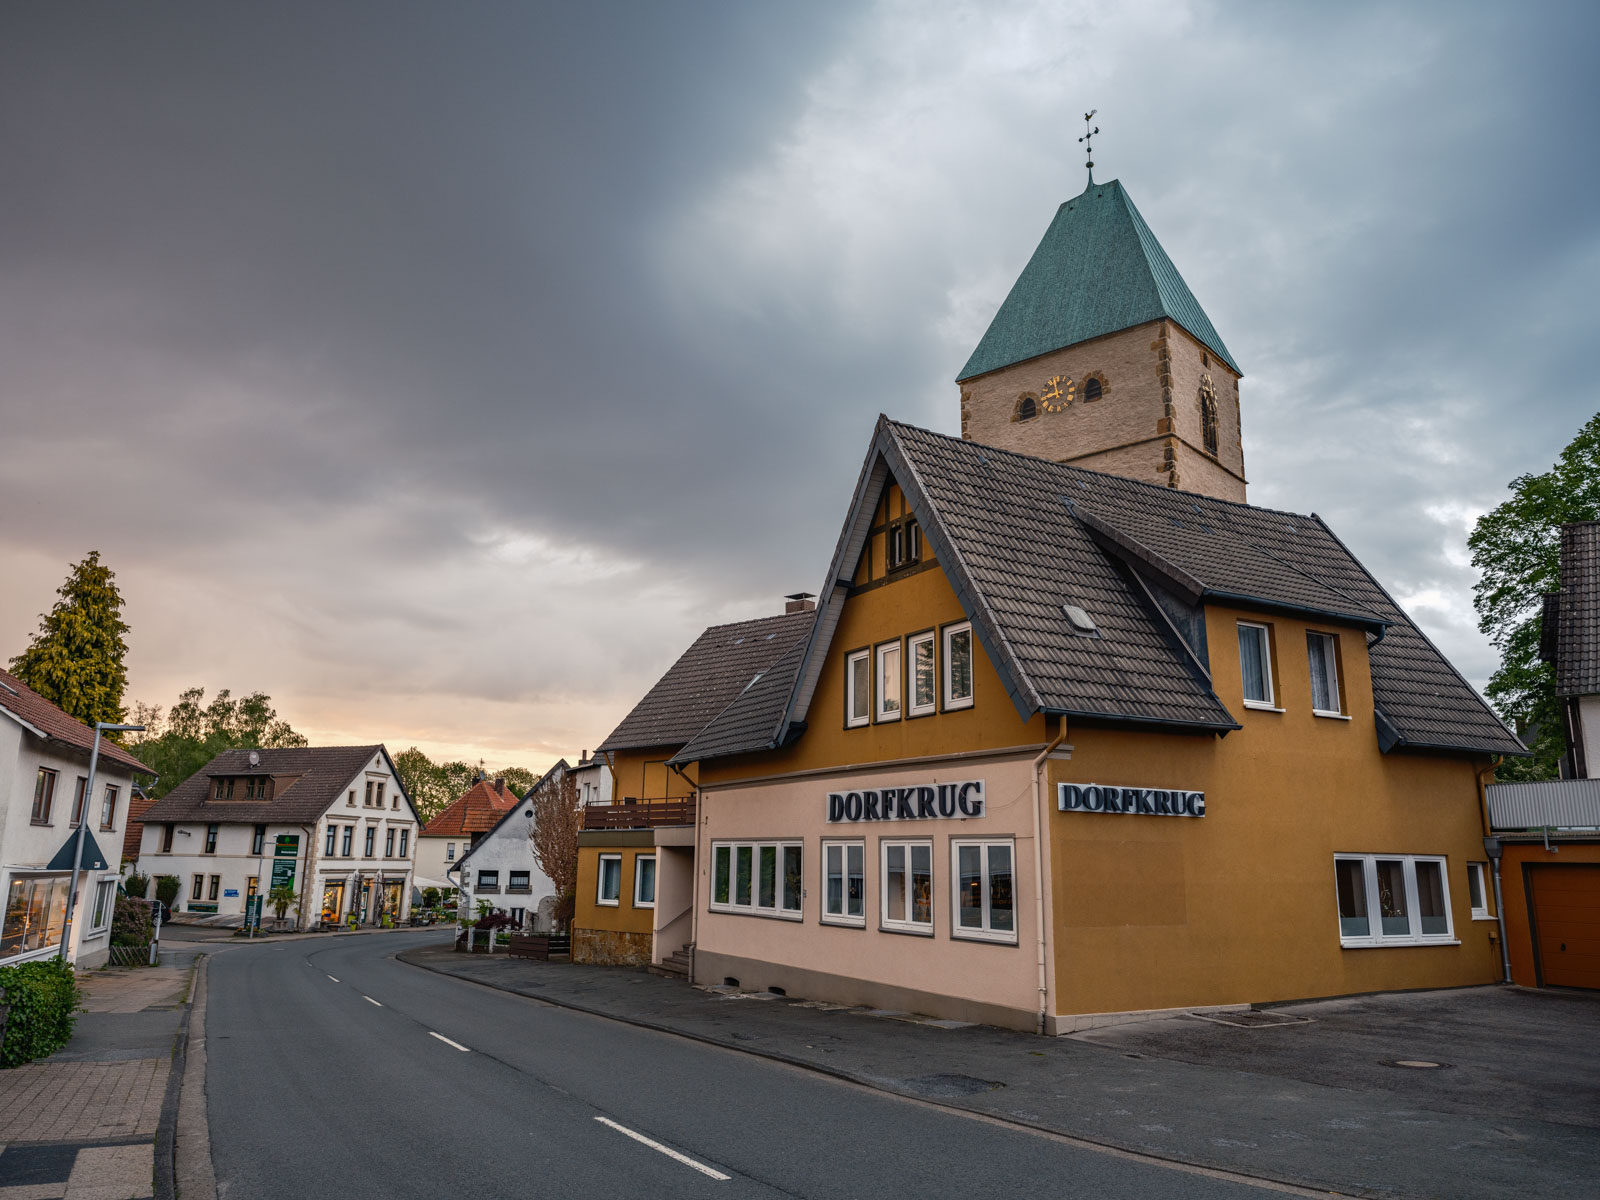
958;177;1246;502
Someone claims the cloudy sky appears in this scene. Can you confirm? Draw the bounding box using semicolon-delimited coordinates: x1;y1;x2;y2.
2;1;1595;771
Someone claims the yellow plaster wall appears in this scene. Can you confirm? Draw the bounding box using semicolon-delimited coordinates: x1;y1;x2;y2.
573;844;656;937
608;745;695;805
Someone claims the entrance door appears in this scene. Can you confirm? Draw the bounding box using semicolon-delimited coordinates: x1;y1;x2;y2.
381;881;403;923
321;882;345;926
357;880;372;924
1529;865;1600;989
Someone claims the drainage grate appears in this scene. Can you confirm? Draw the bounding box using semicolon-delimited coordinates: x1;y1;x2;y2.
897;1073;1004;1098
1187;1009;1312;1028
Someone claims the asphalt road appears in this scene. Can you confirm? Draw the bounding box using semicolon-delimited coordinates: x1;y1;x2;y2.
204;931;1282;1200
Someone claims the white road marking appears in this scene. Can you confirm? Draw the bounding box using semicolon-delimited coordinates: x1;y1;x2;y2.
593;1116;730;1181
363;995;382;1006
429;1032;470;1052
328;976;339;983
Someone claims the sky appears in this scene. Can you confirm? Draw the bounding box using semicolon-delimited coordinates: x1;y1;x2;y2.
2;0;1596;773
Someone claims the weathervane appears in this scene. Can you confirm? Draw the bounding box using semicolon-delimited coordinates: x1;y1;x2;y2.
1078;109;1099;184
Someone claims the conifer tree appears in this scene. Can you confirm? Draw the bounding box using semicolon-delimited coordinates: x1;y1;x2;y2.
9;550;130;729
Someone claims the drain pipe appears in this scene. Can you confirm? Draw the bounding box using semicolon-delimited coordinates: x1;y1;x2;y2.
1476;757;1512;984
1031;717;1069;1035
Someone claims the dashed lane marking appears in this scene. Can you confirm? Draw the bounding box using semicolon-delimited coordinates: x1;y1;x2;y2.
594;1116;730;1181
364;996;382;1006
429;1032;470;1052
328;976;339;982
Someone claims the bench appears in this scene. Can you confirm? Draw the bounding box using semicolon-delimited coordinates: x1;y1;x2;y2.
508;934;570;961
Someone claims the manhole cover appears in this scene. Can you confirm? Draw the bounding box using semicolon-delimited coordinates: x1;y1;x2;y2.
898;1073;1004;1097
1383;1059;1450;1070
1188;1009;1311;1028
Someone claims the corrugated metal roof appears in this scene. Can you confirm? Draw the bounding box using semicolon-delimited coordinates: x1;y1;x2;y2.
1487;778;1600;830
957;179;1240;382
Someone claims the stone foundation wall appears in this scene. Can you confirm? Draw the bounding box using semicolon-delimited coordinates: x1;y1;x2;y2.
573;927;651;966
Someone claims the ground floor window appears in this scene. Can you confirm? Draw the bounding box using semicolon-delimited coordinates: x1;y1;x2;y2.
208;875;221;902
951;839;1016;943
882;840;933;933
91;879;117;931
1;875;68;956
1335;854;1454;947
597;854;622;906
710;842;802;918
634;855;656;907
191;874;204;902
321;882;345;924
821;840;865;926
1467;862;1492;919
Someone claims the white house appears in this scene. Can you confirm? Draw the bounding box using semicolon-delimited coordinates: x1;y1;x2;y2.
451;761;567;931
136;745;419;929
414;776;521;892
0;668;153;968
571;750;612;808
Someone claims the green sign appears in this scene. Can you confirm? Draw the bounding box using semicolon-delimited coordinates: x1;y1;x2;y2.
274;834;300;858
244;895;263;929
270;859;296;892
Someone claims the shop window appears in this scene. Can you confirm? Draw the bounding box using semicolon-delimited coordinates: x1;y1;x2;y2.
1467;862;1492;919
32;768;57;825
1237;622;1277;708
71;777;88;827
254;825;268;856
1334;854;1455;947
876;641;902;722
908;632;936;717
91;879;117;931
634;855;656;907
597;854;622;906
882;840;933;934
709;842;802;918
1;876;68;955
341;826;354;857
204;824;219;854
325;825;337;856
845;649;871;728
509;870;531;893
952;839;1017;943
1307;632;1343;715
822;841;866;926
477;870;500;893
943;622;974;710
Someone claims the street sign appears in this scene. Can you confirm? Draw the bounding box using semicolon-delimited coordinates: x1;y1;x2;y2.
224;888;239;898
244;895;263;931
274;834;300;858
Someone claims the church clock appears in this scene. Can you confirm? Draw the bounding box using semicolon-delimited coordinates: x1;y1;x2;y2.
1039;374;1075;412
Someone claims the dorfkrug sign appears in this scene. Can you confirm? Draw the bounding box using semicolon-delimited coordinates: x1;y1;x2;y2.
827;781;984;823
1058;782;1205;818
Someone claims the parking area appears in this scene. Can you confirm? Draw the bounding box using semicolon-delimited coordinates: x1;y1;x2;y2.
1073;984;1600;1130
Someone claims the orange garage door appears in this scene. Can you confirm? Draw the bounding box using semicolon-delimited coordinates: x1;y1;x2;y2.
1529;865;1600;990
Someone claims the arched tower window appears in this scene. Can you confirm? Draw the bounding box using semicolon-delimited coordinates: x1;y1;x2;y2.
1199;376;1219;457
1014;394;1038;422
1082;377;1103;402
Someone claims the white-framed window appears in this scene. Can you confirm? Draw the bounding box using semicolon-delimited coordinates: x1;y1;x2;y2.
821;840;865;926
445;842;455;861
1307;631;1342;715
881;840;933;933
951;839;1017;944
943;622;974;710
908;631;936;717
1467;862;1493;920
91;879;117;931
1334;854;1455;947
876;640;902;722
597;854;622;906
1237;621;1276;708
634;855;656;907
710;841;802;918
846;649;871;728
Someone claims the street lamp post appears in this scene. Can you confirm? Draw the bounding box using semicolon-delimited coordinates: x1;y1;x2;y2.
60;721;144;964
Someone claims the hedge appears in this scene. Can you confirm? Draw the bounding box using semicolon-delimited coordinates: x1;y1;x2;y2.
0;958;79;1067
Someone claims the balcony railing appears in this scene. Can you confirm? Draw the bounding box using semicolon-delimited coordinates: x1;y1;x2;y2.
582;798;696;830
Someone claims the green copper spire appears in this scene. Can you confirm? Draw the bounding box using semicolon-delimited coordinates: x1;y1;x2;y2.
957;179;1241;382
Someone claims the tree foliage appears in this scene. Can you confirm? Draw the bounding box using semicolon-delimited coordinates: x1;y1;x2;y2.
127;687;307;798
392;747;539;825
1468;412;1600;780
529;771;580;929
9;551;130;729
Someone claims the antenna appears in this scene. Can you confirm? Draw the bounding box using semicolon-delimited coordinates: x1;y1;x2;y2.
1078;109;1099;184
248;750;260;767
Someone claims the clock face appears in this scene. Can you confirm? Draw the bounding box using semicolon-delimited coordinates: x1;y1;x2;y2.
1040;374;1075;412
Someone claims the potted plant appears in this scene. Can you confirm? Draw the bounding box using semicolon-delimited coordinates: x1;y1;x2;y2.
267;884;298;924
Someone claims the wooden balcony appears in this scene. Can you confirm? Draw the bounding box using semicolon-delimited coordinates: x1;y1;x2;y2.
582;799;696;830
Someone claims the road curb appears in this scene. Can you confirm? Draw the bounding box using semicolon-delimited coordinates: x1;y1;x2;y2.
394;948;1338;1198
162;954;217;1200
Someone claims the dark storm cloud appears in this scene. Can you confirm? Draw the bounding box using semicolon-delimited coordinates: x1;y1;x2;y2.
0;1;1595;764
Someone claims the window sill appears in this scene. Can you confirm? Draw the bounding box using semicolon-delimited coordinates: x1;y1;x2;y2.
820;916;867;929
596;899;620;907
951;929;1019;946
708;906;803;922
879;923;935;938
1242;701;1284;712
942;699;974;713
1340;937;1460;949
633;902;655;910
30;821;54;827
506;887;532;895
1471;913;1496;921
1312;710;1351;721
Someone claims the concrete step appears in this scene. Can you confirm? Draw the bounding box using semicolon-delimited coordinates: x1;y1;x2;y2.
647;959;688;978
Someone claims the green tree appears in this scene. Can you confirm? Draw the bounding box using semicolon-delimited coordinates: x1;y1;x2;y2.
1468;412;1600;780
9;551;129;729
127;687;307;798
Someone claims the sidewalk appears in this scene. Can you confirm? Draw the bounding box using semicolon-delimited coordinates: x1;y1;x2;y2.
400;944;1600;1200
0;965;190;1200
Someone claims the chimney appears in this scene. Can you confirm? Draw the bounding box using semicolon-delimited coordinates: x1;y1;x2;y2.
494;777;506;795
785;592;816;614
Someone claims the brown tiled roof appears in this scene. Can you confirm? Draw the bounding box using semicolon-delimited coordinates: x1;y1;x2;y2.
1551;521;1600;697
419;778;520;838
139;745;396;824
123;789;158;862
598;611;816;753
0;668;153;774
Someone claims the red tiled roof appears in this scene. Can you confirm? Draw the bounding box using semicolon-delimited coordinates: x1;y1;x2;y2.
420;778;519;838
123;790;158;862
0;667;153;775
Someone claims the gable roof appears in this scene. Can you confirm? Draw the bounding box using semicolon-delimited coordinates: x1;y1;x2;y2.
1548;521;1600;697
123;786;158;862
0;667;153;775
958;178;1240;382
598;610;816;754
139;745;402;825
420;777;520;838
679;418;1523;763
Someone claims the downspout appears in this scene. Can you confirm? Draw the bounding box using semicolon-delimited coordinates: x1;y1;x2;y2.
1031;717;1069;1035
1476;756;1512;984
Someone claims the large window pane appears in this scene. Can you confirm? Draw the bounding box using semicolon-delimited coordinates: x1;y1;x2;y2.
1467;863;1484;911
43;880;67;948
1308;633;1338;712
758;845;777;909
988;844;1014;932
846;844;864;917
886;845;907;922
878;643;901;718
913;636;936;712
1415;860;1448;935
848;653;870;725
1376;859;1410;936
636;857;656;905
734;846;753;907
2;880;28;954
911;843;932;924
958;844;983;929
825;844;843;915
713;846;730;906
1238;624;1270;703
1336;859;1370;937
946;626;973;705
782;846;802;912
